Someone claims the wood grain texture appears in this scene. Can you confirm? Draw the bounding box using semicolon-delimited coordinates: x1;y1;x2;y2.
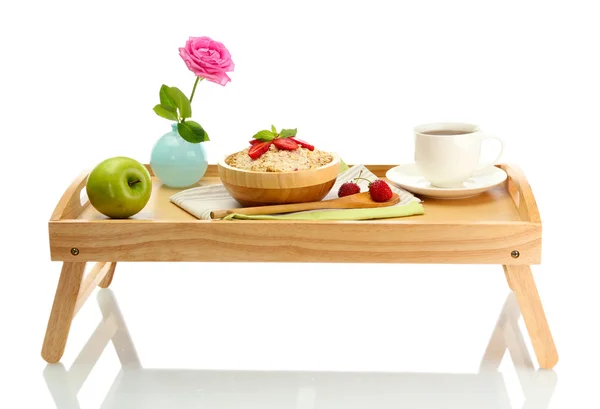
498;164;541;223
217;155;340;206
42;262;86;363
50;220;540;264
211;192;400;219
98;262;117;288
50;171;90;221
73;262;111;316
221;179;337;207
75;165;525;223
50;163;541;264
503;264;558;369
504;266;515;290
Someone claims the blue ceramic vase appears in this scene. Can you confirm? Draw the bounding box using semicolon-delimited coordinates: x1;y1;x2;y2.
150;123;208;188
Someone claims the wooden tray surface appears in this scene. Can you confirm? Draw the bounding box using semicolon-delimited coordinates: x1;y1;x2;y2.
48;164;541;264
76;165;521;223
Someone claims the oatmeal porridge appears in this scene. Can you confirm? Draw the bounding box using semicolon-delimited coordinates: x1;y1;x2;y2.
226;144;334;172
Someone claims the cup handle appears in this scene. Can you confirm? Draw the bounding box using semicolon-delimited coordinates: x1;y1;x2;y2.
476;135;504;172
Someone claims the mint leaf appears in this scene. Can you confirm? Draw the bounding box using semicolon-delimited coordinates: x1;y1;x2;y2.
252;130;275;141
271;125;277;133
159;85;176;108
279;128;297;138
166;87;192;119
153;104;178;121
178;121;209;143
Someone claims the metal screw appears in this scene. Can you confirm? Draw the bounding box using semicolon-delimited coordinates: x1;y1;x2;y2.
71;248;80;256
511;250;520;259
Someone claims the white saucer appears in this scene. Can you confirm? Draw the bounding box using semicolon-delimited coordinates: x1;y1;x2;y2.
385;163;508;199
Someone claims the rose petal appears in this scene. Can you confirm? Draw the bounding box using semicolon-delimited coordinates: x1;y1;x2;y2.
180;36;234;80
212;72;231;86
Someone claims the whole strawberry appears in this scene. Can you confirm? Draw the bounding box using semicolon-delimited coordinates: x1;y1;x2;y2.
354;174;393;202
338;181;361;197
368;179;393;202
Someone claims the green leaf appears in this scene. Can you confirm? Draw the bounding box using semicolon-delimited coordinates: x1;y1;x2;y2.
252;130;275;141
166;87;192;119
178;121;209;143
339;158;349;173
153;104;178;121
159;85;177;108
279;128;297;138
271;125;277;133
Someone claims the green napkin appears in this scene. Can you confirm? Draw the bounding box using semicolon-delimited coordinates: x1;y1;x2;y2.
222;201;424;220
220;163;424;221
339;158;350;173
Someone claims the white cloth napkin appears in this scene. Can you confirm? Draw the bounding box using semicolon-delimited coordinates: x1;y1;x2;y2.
170;165;420;220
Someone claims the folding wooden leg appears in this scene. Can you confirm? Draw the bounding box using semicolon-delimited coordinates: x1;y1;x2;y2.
42;262;86;363
503;265;515;291
502;265;558;369
98;262;117;288
42;261;116;363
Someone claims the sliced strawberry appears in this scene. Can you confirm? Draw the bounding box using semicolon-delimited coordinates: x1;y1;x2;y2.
249;139;262;146
248;141;272;159
273;138;299;151
289;137;314;151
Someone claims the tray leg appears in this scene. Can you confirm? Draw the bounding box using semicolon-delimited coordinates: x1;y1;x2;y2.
98;262;117;288
42;262;86;363
502;265;558;369
503;266;515;291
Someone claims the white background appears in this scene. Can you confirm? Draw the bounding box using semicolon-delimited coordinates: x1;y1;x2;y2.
1;0;599;408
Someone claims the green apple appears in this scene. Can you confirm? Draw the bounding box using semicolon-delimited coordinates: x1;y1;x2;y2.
86;157;152;219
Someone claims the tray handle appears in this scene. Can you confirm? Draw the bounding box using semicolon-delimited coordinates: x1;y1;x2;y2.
50;170;90;221
498;163;541;223
50;165;154;221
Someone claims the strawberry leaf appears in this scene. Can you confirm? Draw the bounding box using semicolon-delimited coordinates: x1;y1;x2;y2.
252;130;275;141
279;128;297;138
271;125;277;133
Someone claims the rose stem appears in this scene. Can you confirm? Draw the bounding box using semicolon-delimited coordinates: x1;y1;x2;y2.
189;76;204;104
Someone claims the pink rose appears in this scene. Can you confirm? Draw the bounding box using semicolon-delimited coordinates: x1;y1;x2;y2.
179;36;235;86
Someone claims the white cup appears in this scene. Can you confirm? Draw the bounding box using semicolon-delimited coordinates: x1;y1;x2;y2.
414;122;504;188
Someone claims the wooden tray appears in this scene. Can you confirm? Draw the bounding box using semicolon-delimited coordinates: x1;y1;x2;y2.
43;163;557;370
49;163;541;265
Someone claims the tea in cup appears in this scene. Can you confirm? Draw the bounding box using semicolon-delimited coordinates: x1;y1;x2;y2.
414;122;504;188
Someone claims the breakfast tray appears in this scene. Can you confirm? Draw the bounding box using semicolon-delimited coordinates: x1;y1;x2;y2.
42;163;558;370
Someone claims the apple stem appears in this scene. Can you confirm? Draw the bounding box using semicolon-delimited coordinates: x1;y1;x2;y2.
128;180;141;187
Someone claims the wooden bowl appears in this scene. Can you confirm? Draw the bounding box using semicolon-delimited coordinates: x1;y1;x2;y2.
217;153;341;206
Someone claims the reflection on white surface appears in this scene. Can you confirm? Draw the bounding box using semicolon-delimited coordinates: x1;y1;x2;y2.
44;290;557;409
